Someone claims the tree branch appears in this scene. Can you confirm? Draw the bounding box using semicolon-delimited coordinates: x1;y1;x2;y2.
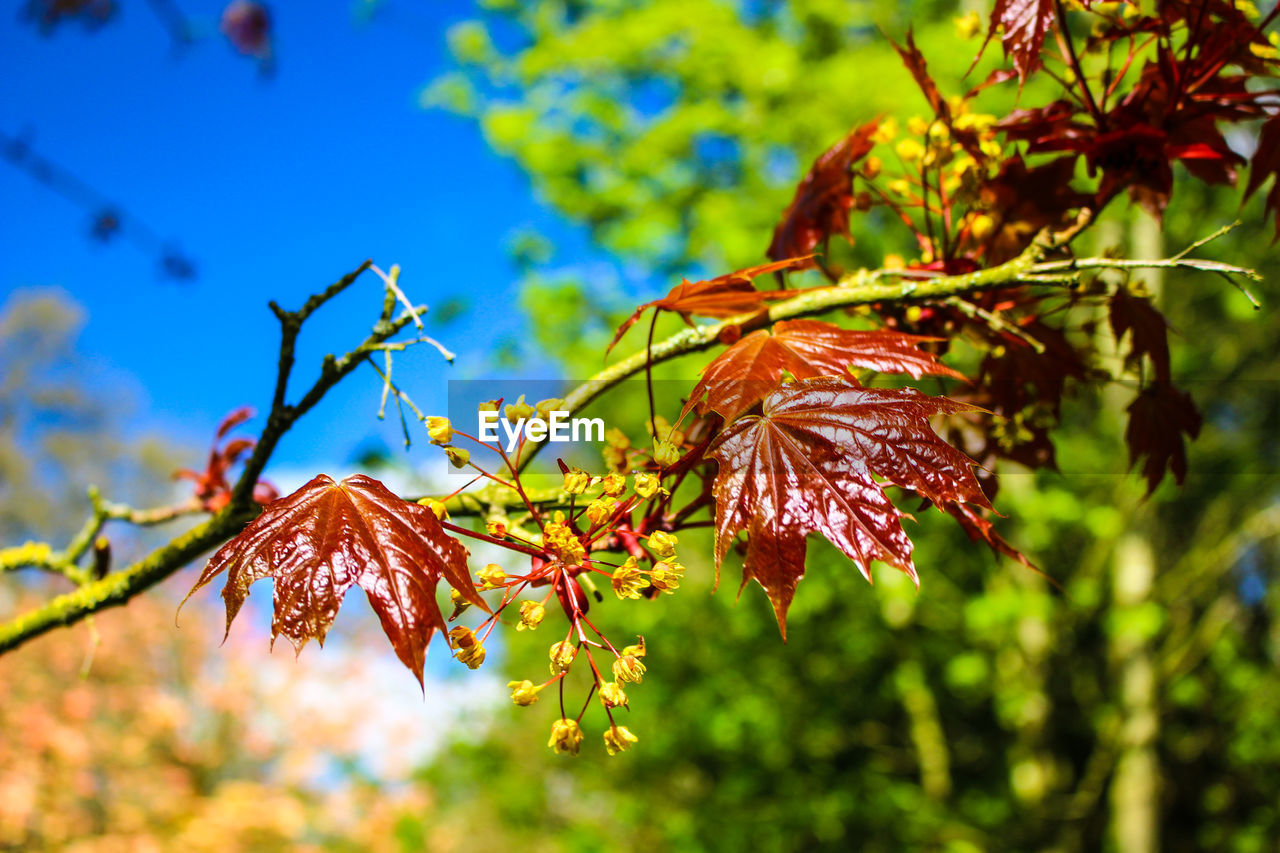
0;224;1261;655
513;215;1263;469
0;261;438;655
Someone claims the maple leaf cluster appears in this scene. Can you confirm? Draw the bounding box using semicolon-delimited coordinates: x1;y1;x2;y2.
172;407;278;512
180;0;1276;754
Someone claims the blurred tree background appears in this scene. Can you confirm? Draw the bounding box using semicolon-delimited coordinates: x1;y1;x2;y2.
1;1;1277;851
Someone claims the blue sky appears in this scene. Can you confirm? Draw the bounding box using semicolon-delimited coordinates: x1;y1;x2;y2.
1;0;590;475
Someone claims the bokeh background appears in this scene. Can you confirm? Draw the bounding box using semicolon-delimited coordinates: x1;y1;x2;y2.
1;1;1278;851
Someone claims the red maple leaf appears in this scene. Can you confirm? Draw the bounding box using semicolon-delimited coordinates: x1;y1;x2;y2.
892;30;946;118
182;474;488;687
707;376;990;636
173;407;278;511
606;256;814;353
986;0;1058;83
767;120;880;263
687;319;964;421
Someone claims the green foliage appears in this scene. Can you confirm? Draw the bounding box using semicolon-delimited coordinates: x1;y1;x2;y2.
431;0;998;274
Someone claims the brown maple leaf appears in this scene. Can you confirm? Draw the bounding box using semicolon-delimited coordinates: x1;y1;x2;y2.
1245;115;1280;241
606;256;814;354
1109;288;1172;383
892;29;946;118
1125;381;1201;495
182;474;487;687
976;155;1091;264
708;376;990;636
767;120;880;263
687;319;965;422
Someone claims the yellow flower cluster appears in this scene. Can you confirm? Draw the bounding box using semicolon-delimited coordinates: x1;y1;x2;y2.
518;636;649;756
542;513;586;565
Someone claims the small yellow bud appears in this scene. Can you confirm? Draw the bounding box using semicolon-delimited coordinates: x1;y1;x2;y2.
476;563;506;590
418;497;448;519
1249;41;1279;60
604;427;631;449
478;399;499;413
612;559;647;600
485;516;508;537
548;718;584;755
516;600;546;631
599;681;628;708
445;447;470;468
633;472;661;499
449;588;471;618
621;636;646;658
646;415;672;442
907;116;930;136
883;254;906;270
647;531;678;559
603;725;638;756
601;472;627;496
653;440;681;467
549;640;577;674
535;398;564;418
508;679;542;706
896;138;925;162
871;117;898;144
954;10;982;39
888;179;912;197
426;416;453;445
448;626;486;670
586;497;618;527
504;394;535;422
563;467;591;495
980;138;1003;159
861;155;882;179
613;654;646;684
969;213;996;241
954;113;996;133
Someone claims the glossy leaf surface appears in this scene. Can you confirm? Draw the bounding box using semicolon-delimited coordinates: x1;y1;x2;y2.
688;319;964;421
183;474;485;686
708;377;988;636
